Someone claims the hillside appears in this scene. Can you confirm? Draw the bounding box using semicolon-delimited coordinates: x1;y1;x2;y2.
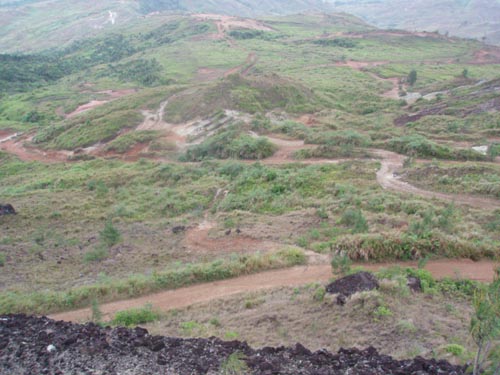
0;6;500;373
0;0;332;52
329;0;500;45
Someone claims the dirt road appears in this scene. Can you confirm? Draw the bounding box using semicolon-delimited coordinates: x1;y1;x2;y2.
49;259;498;323
373;149;500;210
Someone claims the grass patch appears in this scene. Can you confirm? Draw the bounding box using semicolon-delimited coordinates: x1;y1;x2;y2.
333;233;497;261
112;304;161;327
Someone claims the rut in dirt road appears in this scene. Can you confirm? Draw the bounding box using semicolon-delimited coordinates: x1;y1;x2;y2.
49;259;498;323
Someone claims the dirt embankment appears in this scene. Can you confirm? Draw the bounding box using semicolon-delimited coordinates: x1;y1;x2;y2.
49;259;497;323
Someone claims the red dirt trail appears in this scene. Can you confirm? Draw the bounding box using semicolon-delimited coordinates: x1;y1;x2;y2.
49;259;498;323
373;149;500;210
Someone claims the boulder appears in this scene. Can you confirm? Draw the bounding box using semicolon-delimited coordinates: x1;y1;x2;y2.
0;204;16;215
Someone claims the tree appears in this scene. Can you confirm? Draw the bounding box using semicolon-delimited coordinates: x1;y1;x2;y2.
407;69;417;86
462;68;469;78
470;275;500;375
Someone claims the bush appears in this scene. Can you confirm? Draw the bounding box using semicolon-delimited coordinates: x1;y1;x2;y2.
112;304;160;327
373;305;392;319
388;134;486;161
100;220;121;247
0;253;5;267
443;344;465;356
333;233;496;261
331;255;352;276
184;128;277;161
220;351;249;375
83;245;109;263
340;209;369;234
313;286;326;302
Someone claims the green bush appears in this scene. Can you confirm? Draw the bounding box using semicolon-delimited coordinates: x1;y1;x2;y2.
388;134;486;161
340;209;369;234
83;245;109;263
0;253;5;267
333;233;496;261
313;286;326;302
444;344;465;356
373;305;392;319
184;128;277;161
331;255;352;276
220;351;249;375
306;130;370;147
100;220;121;248
113;304;160;326
104;131;158;153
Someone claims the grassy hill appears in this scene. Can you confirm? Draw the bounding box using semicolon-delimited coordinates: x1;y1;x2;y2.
0;7;500;368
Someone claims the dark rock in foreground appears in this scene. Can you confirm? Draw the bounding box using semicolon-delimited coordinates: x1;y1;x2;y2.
0;204;16;216
0;314;466;374
326;271;379;299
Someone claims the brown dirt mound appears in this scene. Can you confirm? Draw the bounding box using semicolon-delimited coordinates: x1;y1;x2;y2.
0;314;466;375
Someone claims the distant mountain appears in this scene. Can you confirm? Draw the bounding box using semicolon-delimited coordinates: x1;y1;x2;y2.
0;0;333;52
328;0;500;45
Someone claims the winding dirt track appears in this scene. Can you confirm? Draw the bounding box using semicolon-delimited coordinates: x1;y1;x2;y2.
49;259;498;323
373;149;500;210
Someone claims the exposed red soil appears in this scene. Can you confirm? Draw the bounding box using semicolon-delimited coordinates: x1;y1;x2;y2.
0;133;71;163
182;223;278;254
66;100;108;118
224;52;258;77
193;14;274;34
470;47;500;65
49;259;498;323
296;114;318;127
196;67;226;82
65;89;137;118
335;60;389;70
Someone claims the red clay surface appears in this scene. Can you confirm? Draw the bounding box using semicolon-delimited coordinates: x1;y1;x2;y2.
49;259;498;323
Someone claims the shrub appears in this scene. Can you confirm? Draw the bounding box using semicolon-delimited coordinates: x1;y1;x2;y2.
184;128;277;161
313;286;326;302
373;305;392;319
340;209;369;234
333;233;496;261
0;253;5;267
113;304;160;327
180;321;203;335
220;351;249;375
83;245;109;263
91;298;102;323
331;255;352;276
100;220;121;247
444;344;465;356
397;320;417;334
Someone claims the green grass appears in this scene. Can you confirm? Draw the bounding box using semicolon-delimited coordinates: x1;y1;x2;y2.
112;304;161;326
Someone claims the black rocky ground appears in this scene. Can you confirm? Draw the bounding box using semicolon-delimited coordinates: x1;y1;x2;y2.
0;314;466;375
